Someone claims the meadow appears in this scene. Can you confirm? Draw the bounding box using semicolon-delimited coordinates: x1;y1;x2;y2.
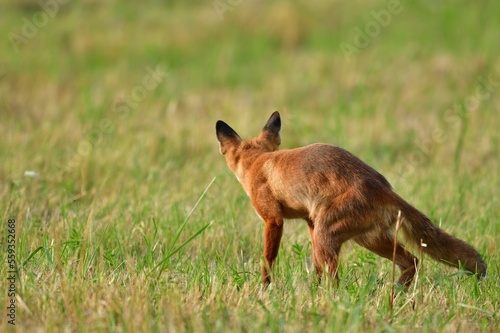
0;0;499;332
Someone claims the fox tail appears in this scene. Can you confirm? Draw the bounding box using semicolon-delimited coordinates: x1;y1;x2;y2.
398;197;486;277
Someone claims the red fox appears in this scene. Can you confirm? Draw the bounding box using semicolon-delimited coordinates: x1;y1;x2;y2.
216;111;486;286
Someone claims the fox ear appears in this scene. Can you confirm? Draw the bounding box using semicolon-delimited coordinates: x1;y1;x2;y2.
216;120;241;154
260;111;281;147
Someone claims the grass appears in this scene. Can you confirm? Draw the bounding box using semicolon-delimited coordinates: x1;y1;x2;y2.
1;0;499;331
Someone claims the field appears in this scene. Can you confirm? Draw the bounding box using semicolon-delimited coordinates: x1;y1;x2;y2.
1;0;499;332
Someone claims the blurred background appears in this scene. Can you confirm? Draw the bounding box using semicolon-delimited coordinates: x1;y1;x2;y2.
1;1;499;193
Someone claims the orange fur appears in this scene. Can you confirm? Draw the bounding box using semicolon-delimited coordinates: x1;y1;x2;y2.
216;111;486;286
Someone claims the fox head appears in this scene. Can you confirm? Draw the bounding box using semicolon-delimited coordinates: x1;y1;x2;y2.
216;111;282;176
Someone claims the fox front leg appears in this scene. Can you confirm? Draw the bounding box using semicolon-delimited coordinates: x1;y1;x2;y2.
262;219;283;284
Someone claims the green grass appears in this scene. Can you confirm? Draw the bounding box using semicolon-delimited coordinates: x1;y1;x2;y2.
1;0;499;332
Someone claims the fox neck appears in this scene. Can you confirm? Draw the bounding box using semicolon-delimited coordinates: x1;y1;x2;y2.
226;141;276;192
226;150;254;187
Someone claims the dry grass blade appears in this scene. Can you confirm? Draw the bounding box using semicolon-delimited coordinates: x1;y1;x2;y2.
390;210;403;311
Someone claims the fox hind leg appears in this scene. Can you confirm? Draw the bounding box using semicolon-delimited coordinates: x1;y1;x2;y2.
306;219;320;277
310;220;352;283
354;233;418;287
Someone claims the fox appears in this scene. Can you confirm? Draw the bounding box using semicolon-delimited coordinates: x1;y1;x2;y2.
215;111;486;287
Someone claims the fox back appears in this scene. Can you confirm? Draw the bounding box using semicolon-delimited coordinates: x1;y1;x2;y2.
216;111;486;286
